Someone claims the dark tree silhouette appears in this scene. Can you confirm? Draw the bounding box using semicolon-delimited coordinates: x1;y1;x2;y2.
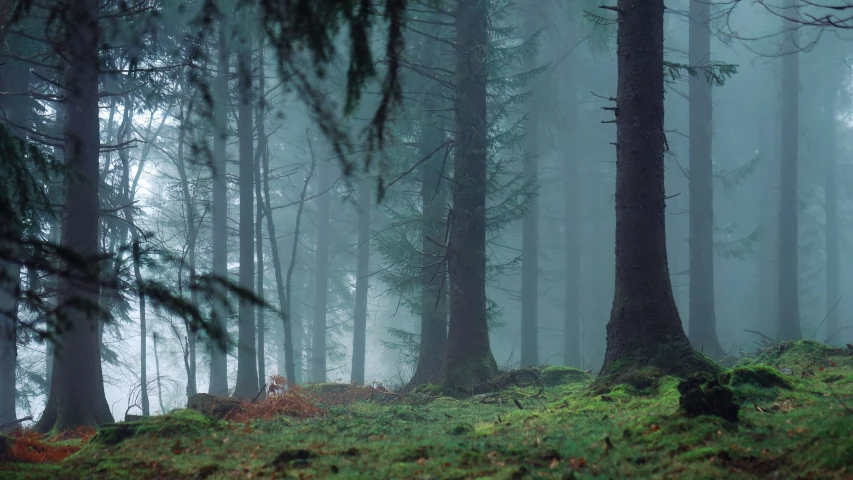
599;0;716;382
38;0;114;431
688;0;723;359
777;0;802;341
445;0;498;390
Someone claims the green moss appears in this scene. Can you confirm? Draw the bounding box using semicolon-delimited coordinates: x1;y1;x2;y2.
595;343;721;394
539;366;591;386
6;341;853;480
91;409;219;447
412;384;444;396
754;340;846;369
677;373;740;422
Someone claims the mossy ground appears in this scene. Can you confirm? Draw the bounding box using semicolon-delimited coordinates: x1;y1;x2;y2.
3;341;852;479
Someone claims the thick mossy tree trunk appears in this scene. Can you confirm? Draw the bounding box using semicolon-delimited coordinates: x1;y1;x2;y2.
38;0;114;431
599;0;716;383
209;16;229;396
777;0;801;341
350;176;370;385
234;45;258;399
687;0;722;359
445;0;498;390
519;1;541;369
310;160;332;383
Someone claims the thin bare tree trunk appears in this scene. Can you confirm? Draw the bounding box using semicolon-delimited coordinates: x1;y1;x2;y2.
350;176;370;385
234;44;258;398
687;0;722;359
255;100;266;391
209;16;229;395
174;96;198;398
778;0;801;341
153;333;165;413
520;1;541;368
824;90;839;345
310;155;332;383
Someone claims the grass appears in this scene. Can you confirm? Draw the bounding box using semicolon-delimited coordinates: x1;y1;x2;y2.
2;341;852;479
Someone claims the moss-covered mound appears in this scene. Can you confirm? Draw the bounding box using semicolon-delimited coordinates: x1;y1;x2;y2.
754;340;851;370
595;342;721;394
302;383;375;405
539;366;592;386
718;364;793;404
91;409;220;447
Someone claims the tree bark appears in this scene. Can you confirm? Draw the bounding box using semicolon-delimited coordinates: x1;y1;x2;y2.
562;70;581;369
0;45;29;427
687;0;722;359
824;91;839;345
310;158;333;383
38;0;114;431
409;89;448;387
520;1;541;368
350;176;370;385
209;17;229;396
153;333;165;413
778;0;801;341
445;0;498;390
260;129;301;385
599;0;711;380
119;95;150;417
233;44;258;399
174;96;198;398
255;43;267;389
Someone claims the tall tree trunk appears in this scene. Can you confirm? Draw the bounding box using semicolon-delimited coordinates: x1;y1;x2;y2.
44;100;66;399
445;0;498;390
520;2;541;368
599;0;713;380
233;44;258;398
132;240;150;416
209;17;229;395
310;159;333;383
562;69;581;369
409;94;448;387
0;47;29;426
824;92;839;345
38;0;114;431
0;263;17;424
778;0;801;341
119;95;150;417
174;97;197;398
153;333;165;413
255;109;266;391
350;176;371;385
260;127;301;386
687;0;722;359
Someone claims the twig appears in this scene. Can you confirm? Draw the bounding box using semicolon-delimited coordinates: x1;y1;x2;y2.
0;416;33;432
251;384;267;404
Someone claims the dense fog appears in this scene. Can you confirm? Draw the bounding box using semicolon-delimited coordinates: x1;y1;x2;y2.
2;0;852;428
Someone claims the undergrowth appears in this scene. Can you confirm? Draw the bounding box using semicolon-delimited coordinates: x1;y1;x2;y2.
1;340;851;479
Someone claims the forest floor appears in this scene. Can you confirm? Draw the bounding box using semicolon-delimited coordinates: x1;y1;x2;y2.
2;340;853;479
